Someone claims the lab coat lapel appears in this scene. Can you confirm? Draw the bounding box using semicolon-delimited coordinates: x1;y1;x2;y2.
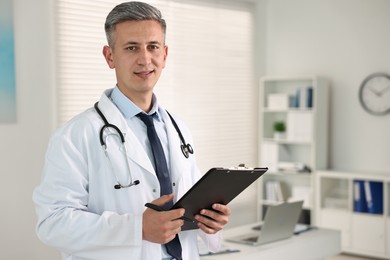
160;110;188;197
98;93;156;176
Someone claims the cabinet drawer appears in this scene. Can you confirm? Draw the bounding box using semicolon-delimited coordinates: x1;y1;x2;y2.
351;214;385;254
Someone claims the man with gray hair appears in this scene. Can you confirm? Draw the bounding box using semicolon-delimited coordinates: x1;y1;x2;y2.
33;2;230;259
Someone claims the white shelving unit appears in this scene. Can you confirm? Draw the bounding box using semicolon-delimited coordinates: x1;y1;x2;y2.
316;170;390;259
258;75;329;225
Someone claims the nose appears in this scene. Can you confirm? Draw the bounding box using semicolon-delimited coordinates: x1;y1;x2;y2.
137;47;151;66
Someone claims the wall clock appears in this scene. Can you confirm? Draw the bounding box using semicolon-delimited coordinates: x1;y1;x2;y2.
359;72;390;116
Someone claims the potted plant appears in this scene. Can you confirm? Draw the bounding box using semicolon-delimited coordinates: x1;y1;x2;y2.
273;121;286;139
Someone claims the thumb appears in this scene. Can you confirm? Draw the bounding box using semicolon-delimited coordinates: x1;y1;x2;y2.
151;194;174;207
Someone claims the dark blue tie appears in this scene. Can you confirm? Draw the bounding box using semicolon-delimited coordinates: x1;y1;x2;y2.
137;112;182;260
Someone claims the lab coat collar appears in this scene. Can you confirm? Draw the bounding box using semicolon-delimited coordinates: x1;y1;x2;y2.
99;90;190;199
110;86;162;121
99;90;157;177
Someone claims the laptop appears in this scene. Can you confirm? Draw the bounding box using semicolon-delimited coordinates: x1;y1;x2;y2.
226;200;304;246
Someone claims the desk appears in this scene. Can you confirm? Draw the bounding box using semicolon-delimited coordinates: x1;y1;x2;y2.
200;223;341;260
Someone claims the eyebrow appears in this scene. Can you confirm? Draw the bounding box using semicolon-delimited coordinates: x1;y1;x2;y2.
124;41;163;46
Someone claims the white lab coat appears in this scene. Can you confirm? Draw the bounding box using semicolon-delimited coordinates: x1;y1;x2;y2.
33;90;221;260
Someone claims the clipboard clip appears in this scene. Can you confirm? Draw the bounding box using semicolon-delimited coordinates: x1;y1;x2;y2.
229;163;251;170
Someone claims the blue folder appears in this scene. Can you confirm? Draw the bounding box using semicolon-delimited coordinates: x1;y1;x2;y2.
365;181;383;214
353;180;367;213
306;87;313;108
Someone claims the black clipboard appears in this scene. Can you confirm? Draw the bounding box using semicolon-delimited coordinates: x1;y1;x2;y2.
171;167;268;230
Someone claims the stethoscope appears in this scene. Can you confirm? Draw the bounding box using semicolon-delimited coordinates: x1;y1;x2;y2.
94;102;194;189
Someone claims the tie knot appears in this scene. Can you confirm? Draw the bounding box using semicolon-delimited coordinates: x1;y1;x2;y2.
137;112;155;127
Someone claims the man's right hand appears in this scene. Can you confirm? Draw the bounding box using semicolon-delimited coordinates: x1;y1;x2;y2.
142;194;185;244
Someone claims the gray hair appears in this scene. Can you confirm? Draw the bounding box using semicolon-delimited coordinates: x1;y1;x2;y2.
104;1;166;47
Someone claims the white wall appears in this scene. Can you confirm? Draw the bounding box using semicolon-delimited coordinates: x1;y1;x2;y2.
263;0;390;173
2;0;390;259
0;0;59;259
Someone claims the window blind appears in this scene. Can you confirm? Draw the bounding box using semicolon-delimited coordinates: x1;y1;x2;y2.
56;0;256;171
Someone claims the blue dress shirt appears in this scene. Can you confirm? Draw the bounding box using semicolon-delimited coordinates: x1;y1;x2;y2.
110;86;171;174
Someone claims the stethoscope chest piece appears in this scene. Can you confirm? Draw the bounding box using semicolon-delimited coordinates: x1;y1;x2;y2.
181;143;194;158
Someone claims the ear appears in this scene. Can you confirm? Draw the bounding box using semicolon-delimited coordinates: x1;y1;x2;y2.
102;45;115;69
162;45;168;68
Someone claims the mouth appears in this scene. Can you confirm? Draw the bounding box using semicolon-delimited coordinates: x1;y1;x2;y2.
134;69;154;79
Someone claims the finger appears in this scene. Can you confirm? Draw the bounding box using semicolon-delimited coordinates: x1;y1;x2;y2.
142;211;184;243
159;221;183;243
195;212;223;231
197;220;218;234
170;208;186;221
212;204;231;217
146;207;185;225
198;209;228;226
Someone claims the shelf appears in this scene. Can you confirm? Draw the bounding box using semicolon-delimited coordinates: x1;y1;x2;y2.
263;108;313;113
258;75;329;226
266;171;312;176
262;110;314;142
263;138;311;145
320;207;349;214
320;176;349;211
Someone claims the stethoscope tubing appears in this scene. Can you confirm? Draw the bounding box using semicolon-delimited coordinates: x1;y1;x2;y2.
166;111;194;158
95;101;193;158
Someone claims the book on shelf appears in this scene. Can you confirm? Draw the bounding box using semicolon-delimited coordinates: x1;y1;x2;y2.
353;180;383;214
265;180;284;203
353;180;368;212
364;181;383;214
291;86;314;109
278;161;311;173
306;87;313;108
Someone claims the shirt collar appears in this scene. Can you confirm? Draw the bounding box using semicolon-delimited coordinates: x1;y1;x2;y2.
110;86;162;120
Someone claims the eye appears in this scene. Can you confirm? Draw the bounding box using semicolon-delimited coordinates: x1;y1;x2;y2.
148;44;159;50
126;46;137;51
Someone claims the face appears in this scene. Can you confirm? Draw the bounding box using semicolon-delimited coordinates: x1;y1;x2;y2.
103;20;168;101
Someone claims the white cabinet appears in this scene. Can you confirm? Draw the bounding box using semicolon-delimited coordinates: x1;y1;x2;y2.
351;214;385;254
316;170;390;259
318;209;351;249
388;213;390;256
258;76;329;224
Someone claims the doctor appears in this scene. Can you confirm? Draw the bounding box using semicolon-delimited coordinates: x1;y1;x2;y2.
33;2;230;260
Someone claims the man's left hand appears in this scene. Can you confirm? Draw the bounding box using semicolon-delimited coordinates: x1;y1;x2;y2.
195;204;231;234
